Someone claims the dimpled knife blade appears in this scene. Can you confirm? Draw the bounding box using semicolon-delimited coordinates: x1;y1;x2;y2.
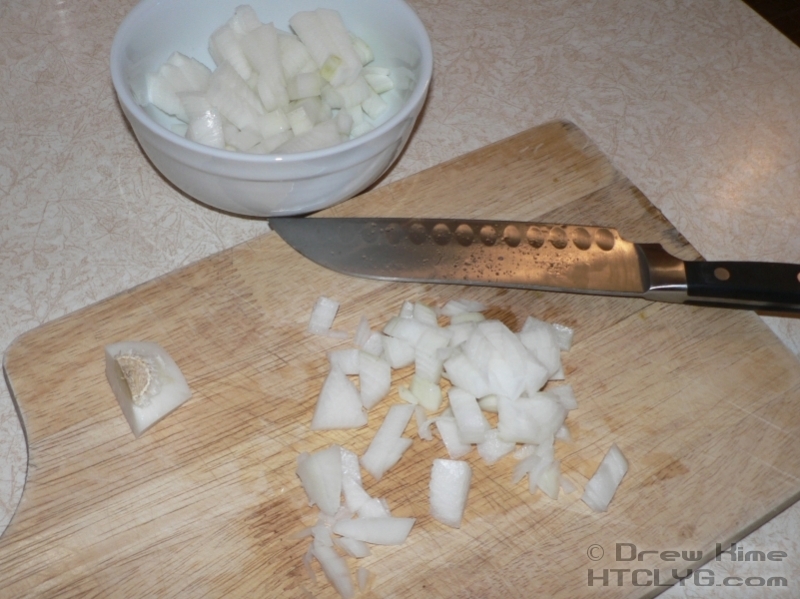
270;217;800;312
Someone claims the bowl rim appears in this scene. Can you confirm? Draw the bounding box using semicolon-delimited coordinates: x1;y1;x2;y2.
109;0;433;165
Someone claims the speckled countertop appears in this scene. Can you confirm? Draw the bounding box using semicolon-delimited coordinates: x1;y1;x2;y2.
2;0;799;596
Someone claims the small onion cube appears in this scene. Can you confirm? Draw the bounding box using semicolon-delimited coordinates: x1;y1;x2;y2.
334;535;371;559
497;394;566;445
311;367;367;430
409;375;442;411
382;335;415;368
549;385;578;411
551;322;575;351
314;8;364;86
332;517;415;545
361;90;388;120
443;352;491;399
435;416;472;459
341;476;371;514
277;118;343;153
440;299;486;316
328;348;360;375
313;541;355;599
414;405;434;441
581;444;628;512
360;404;414;480
430;459;472;528
356;497;392;519
477;428;516;465
358;351;391;409
448;387;490;444
104;341;193;438
296;445;343;516
339;446;362;485
477;394;499;413
536;460;561;499
308;296;340;334
450;311;486;325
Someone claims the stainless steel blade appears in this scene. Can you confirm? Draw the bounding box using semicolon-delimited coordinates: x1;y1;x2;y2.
270;217;681;299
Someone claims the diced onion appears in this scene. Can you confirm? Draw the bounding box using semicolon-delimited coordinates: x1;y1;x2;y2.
581;444;629;512
311;367;367;430
429;459;472;528
332;517;415;545
104;341;192;437
145;6;396;154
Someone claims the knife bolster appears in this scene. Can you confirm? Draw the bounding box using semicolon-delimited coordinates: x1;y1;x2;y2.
637;244;689;303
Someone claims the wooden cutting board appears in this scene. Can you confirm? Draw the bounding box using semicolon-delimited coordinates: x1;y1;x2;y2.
3;121;800;598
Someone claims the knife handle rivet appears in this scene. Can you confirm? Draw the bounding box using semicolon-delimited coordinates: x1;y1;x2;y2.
595;228;616;251
480;225;498;246
572;227;592;251
503;225;522;247
714;267;731;281
455;224;474;246
526;226;545;248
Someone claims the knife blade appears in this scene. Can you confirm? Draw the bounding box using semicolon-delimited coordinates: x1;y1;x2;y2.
270;217;800;313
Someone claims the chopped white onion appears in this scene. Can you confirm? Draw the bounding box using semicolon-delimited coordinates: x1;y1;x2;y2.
296;445;342;516
360;404;414;480
497;394;566;445
414;405;434;441
440;298;486;316
313;540;355;599
147;7;395;154
311;367;367;430
104;341;192;437
429;459;472;528
358;351;391;410
434;416;472;459
448;387;490;444
333;535;371;558
308;296;340;335
328;348;360;375
382;335;415;369
477;428;516;465
551;322;575;351
548;385;578;411
332;517;415;545
581;444;628;512
409;374;443;411
356;497;392;519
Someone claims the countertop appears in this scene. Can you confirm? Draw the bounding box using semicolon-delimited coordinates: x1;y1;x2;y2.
1;0;799;596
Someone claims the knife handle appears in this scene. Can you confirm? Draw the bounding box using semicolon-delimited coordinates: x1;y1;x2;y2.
684;261;800;313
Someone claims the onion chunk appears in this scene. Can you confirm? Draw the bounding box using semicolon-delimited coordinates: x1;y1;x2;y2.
104;341;192;437
581;444;629;512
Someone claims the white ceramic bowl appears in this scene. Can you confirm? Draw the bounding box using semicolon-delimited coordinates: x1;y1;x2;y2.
110;0;432;217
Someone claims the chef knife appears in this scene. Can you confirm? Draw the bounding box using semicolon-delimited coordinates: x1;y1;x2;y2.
270;217;800;313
